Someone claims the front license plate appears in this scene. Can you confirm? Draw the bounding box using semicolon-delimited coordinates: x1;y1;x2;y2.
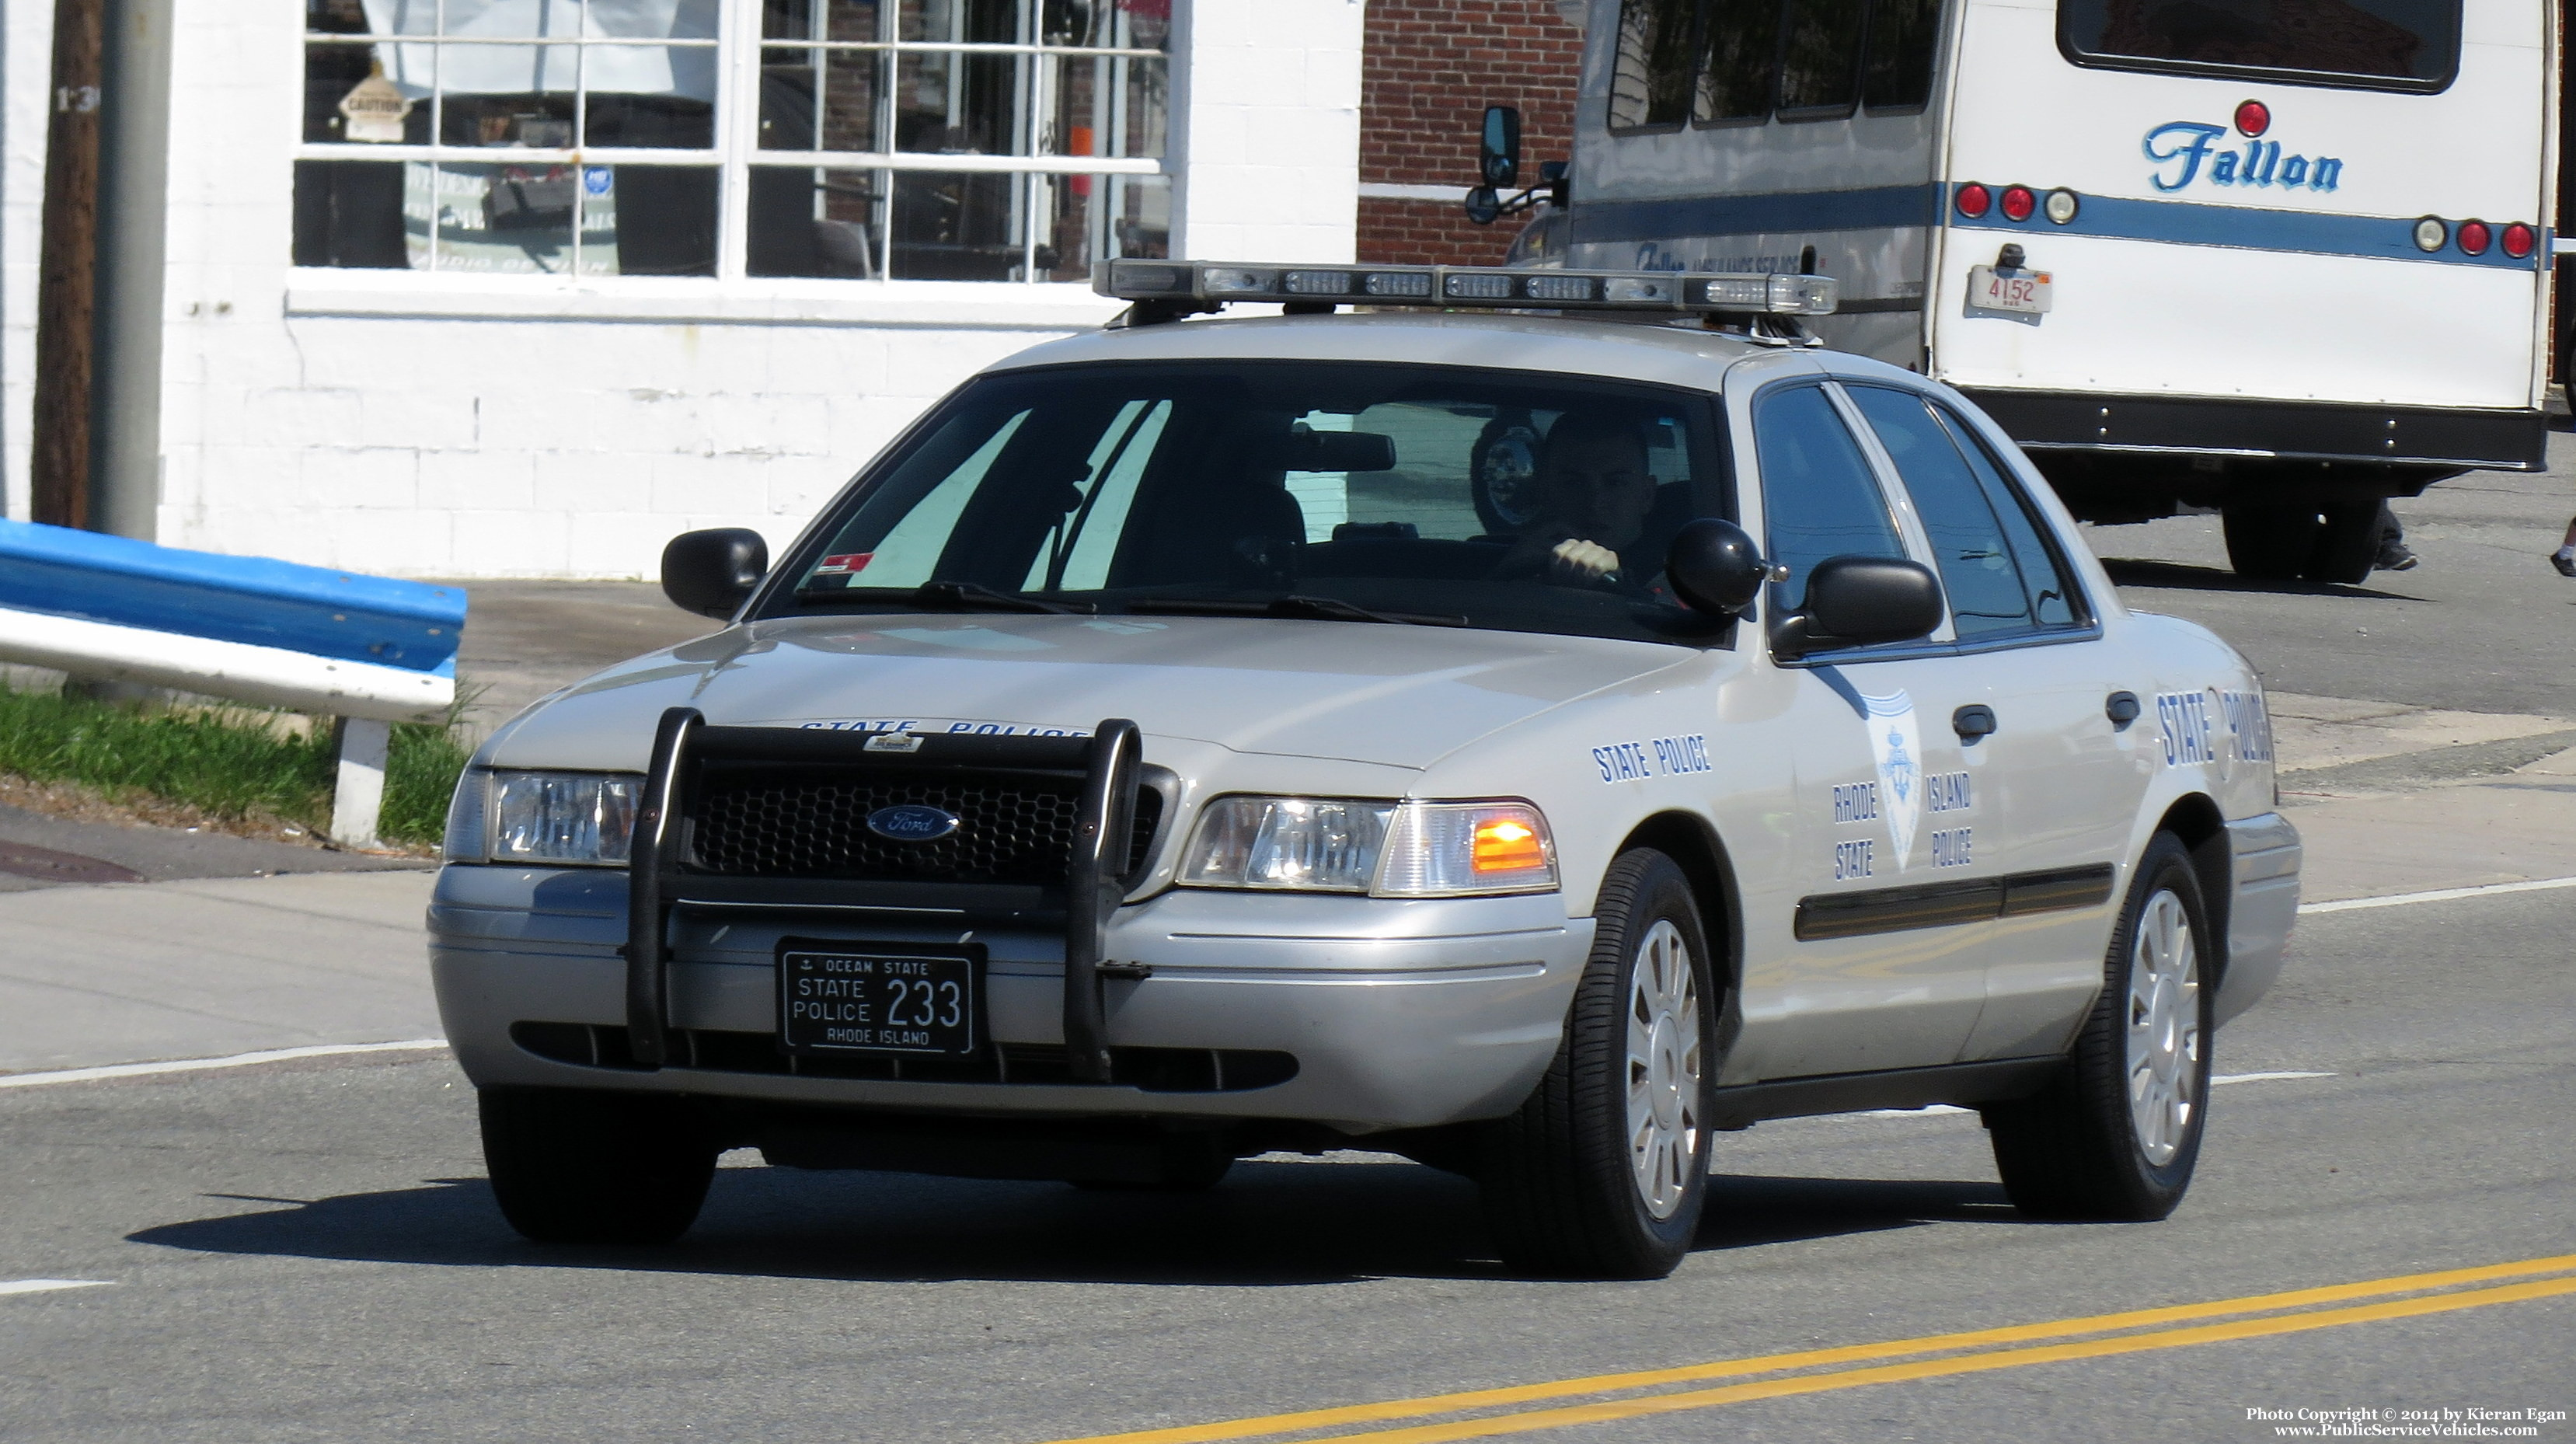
1968;264;2053;314
777;940;981;1057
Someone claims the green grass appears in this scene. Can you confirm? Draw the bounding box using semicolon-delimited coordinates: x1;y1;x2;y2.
0;681;470;846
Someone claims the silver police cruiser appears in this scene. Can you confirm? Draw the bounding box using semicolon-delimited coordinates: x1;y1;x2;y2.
432;259;2302;1279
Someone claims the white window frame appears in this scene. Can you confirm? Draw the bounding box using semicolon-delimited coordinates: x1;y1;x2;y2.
291;0;1172;293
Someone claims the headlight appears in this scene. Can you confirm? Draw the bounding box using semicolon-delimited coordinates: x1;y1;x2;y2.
1180;797;1557;897
441;768;491;863
489;771;643;866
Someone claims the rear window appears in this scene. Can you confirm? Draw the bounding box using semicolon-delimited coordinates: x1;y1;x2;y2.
2058;0;2460;92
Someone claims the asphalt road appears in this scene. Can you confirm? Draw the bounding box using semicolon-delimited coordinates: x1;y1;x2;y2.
2;881;2566;1444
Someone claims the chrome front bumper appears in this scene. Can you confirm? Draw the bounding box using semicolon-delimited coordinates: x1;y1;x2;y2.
429;864;1591;1132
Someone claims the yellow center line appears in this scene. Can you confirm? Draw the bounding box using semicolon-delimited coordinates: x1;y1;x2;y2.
1038;1253;2576;1444
1295;1275;2576;1444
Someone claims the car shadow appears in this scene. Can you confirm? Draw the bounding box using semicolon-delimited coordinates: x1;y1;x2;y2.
2099;558;2421;600
131;1163;2022;1285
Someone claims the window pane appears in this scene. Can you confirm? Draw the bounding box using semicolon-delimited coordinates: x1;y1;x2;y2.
306;39;422;143
891;169;1024;278
1932;407;2083;627
896;48;1028;152
2059;0;2457;86
1846;386;2032;637
1037;171;1169;281
782;363;1720;647
1862;0;1940;110
1695;0;1780;123
759;45;887;151
294;159;409;267
584;54;716;147
598;165;719;274
1044;53;1168;159
1777;0;1865;114
1609;0;1696;131
584;0;720;38
410;161;577;273
1752;385;1905;605
436;45;580;147
748;166;885;276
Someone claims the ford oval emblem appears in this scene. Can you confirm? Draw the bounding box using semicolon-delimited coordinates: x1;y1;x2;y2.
866;804;960;842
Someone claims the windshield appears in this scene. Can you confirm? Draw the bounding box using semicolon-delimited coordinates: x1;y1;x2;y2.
763;361;1731;646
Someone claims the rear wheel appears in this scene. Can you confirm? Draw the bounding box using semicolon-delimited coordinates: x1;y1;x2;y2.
1479;849;1716;1279
2220;503;2319;581
479;1087;716;1245
2302;501;2382;585
1983;833;2214;1221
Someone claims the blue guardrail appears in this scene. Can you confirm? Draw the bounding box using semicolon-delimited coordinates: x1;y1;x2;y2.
0;519;465;676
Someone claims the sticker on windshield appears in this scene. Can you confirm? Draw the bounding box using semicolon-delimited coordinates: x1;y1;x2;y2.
1863;691;1922;870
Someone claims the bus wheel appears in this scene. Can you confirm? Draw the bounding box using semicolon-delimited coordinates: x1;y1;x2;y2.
2302;502;2381;586
2220;504;2318;581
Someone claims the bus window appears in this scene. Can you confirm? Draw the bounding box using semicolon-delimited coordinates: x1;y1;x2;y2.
1696;0;1783;124
1610;0;1699;131
1778;0;1867;117
2058;0;2460;92
1863;0;1942;111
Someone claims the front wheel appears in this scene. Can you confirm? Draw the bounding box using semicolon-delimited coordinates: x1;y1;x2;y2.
1984;833;2215;1221
1479;849;1717;1279
479;1087;717;1245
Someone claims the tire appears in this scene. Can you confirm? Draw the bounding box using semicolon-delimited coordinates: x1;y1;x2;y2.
1984;834;2215;1222
2302;501;2381;585
2220;503;2320;581
479;1087;717;1245
1479;849;1717;1279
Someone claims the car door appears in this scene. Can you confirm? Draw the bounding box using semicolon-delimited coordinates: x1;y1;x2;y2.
1842;383;2151;1061
1734;379;1997;1081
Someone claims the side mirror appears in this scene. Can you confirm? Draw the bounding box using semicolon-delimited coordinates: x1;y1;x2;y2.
1771;556;1944;661
661;527;769;619
1664;518;1769;618
1480;105;1522;189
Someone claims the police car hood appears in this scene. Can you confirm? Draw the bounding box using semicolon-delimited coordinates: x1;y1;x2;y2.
491;613;1692;772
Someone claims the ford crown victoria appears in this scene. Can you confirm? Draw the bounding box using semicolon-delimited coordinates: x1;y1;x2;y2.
430;262;2302;1279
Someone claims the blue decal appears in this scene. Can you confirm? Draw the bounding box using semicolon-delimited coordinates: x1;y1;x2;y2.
1834;839;1876;881
1925;770;1972;814
2144;120;2341;195
1832;781;1880;823
2156;691;2219;767
1930;827;1973;868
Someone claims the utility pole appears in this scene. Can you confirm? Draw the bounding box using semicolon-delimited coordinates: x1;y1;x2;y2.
32;0;105;529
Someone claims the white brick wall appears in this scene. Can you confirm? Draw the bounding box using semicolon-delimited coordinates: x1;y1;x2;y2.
2;1;1368;580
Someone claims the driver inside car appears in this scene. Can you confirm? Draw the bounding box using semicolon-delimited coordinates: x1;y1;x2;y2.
1497;412;1663;588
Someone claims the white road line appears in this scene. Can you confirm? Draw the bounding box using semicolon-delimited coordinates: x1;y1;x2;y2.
0;1279;115;1297
2212;1070;2336;1085
2301;875;2576;915
0;1039;448;1090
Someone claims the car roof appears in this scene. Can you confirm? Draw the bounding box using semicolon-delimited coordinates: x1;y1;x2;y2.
980;309;1785;394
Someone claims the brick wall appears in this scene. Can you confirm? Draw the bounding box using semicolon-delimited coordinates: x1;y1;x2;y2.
1358;0;1584;264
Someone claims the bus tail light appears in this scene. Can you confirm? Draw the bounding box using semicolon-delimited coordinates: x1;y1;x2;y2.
2412;217;2447;253
1955;183;1991;219
2502;223;2537;259
1999;186;2036;222
2456;220;2491;256
2044;188;2080;225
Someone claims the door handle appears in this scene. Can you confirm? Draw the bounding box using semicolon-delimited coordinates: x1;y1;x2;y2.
1952;704;1997;739
2105;691;2142;728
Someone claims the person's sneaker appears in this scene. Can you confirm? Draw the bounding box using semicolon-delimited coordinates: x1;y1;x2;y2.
2375;539;2419;571
2553;546;2576;577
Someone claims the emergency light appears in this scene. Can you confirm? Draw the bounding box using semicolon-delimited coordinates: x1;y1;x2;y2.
1093;259;1839;319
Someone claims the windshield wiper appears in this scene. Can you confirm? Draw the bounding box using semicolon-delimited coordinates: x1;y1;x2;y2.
1127;594;1467;628
800;580;1094;615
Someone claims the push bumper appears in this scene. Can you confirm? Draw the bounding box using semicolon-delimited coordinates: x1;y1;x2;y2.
2216;811;2302;1026
429;863;1591;1133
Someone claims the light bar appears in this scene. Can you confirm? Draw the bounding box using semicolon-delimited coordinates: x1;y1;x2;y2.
1094;260;1839;317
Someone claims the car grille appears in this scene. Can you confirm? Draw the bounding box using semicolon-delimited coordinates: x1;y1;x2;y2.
687;766;1163;885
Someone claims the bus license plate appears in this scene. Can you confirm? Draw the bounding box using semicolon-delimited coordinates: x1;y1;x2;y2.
778;941;981;1057
1969;266;2052;314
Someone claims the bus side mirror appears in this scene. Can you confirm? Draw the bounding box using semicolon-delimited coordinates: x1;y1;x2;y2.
1480;105;1522;188
662;527;769;619
1665;519;1769;618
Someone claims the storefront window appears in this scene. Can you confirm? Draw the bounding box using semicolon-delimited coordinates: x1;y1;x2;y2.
294;0;1171;282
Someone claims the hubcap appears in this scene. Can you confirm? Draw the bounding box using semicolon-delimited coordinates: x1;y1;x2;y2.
2126;888;2202;1166
1624;919;1704;1219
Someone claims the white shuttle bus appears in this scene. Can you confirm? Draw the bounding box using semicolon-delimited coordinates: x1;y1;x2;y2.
1519;0;2553;583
